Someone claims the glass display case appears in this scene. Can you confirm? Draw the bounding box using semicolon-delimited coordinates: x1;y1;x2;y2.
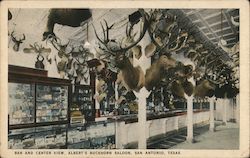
36;85;68;122
8;65;71;149
8;82;35;125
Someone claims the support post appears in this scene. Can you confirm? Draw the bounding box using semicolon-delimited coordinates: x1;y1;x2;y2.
209;97;215;132
222;98;227;125
185;94;194;143
115;121;125;149
135;88;149;149
95;78;100;118
236;94;240;123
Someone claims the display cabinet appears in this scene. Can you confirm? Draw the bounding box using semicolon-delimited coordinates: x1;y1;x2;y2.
36;84;68;123
8;65;71;149
72;85;95;122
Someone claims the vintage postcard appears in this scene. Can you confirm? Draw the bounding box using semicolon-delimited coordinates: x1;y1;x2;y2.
0;0;249;158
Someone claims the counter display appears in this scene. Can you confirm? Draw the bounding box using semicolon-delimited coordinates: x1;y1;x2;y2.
67;121;115;149
8;125;67;149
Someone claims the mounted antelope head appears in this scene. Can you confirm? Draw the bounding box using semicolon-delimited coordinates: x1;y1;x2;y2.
23;43;51;69
11;31;25;52
23;42;51;55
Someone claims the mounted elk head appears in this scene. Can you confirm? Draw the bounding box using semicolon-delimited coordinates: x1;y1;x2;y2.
145;55;176;90
94;9;149;92
169;63;194;98
11;31;25;52
43;9;92;41
194;79;217;98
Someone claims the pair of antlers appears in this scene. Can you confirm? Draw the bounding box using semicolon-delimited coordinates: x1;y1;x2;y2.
93;9;149;56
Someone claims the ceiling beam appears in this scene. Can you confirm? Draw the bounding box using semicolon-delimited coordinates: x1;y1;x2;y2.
196;12;220;42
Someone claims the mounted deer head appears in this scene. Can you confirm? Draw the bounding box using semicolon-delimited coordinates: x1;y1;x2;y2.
11;31;25;52
23;42;51;64
48;36;71;58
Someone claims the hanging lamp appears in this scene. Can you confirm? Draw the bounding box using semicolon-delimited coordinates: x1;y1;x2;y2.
84;21;91;47
219;9;227;46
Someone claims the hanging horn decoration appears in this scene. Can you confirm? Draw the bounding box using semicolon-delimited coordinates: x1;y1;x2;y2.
231;16;239;27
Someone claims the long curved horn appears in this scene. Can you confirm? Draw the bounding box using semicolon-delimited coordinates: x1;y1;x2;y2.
231;16;239;27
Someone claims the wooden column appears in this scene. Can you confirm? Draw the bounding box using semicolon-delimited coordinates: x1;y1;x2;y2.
222;98;228;125
135;88;149;149
186;94;194;142
209;97;215;131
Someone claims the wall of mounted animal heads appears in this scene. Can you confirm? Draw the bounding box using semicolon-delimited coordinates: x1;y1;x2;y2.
42;9;92;41
48;37;94;83
23;42;51;69
146;11;179;57
11;31;26;52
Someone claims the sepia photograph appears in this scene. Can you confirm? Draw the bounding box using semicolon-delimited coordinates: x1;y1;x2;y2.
0;0;249;158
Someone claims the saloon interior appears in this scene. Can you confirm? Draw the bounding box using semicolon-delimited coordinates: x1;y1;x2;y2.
7;8;239;149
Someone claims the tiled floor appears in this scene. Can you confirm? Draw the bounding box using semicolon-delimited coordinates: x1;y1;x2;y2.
170;121;239;149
